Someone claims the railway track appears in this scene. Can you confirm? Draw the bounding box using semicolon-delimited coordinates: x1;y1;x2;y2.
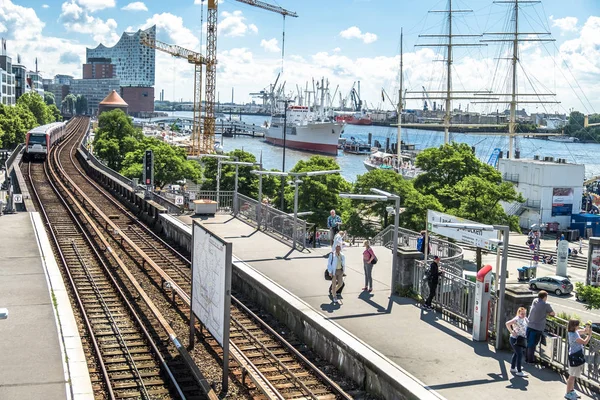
25;118;203;399
33;116;355;399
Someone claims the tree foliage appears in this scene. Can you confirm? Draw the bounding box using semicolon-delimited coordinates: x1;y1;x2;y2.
61;94;76;115
564;111;600;142
93;109;141;170
16;92;55;126
575;282;600;310
0;100;44;148
44;92;55;105
75;95;88;115
288;156;352;226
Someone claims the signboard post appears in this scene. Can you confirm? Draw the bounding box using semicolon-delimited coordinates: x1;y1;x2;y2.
190;221;232;392
143;150;153;199
556;240;569;277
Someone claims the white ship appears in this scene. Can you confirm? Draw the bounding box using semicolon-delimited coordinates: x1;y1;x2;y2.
266;105;342;156
547;136;578;143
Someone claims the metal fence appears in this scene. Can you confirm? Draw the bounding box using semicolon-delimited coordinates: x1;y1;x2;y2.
413;260;476;324
191;190;234;212
235;193;308;249
373;224;464;263
537;318;600;387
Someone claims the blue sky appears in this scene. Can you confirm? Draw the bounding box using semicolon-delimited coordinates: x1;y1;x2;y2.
2;0;599;114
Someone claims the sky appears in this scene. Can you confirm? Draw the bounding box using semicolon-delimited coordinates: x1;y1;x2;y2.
1;0;599;115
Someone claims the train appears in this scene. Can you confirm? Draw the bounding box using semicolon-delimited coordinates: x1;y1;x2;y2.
24;122;67;161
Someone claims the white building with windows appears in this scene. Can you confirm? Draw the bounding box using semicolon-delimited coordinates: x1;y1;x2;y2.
498;157;585;230
0;55;16;105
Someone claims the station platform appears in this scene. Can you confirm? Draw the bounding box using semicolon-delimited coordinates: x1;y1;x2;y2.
184;214;596;400
0;213;93;400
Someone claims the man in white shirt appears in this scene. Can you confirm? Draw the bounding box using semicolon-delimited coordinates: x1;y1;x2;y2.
327;245;346;304
331;230;346;252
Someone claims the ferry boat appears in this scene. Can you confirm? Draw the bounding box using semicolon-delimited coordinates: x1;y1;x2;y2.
547;136;579;143
265;105;342;155
343;137;373;155
335;111;372;126
363;149;422;180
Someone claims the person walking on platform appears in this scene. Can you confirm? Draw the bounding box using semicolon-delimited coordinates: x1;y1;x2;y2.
327;209;342;241
362;240;376;292
525;290;555;364
327;245;346;304
565;319;591;399
506;307;529;377
424;256;442;310
332;230;346;252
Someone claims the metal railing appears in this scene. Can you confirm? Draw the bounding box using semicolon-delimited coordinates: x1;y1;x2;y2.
373;224;464;263
537;318;600;388
413;260;476;324
525;199;541;210
191;190;234;212
506;201;525;216
503;173;520;183
235;193;308;249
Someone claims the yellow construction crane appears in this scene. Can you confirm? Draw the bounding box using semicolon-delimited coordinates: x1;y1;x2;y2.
140;33;207;155
203;0;297;151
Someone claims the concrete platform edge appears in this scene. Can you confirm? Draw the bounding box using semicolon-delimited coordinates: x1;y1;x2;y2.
31;212;94;400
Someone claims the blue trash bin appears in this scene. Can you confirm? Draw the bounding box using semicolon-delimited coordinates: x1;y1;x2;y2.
517;267;526;281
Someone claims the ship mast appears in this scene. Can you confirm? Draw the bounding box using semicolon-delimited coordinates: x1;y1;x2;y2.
480;0;558;159
397;29;403;166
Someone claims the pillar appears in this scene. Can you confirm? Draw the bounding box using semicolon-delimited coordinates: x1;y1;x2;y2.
501;284;536;347
393;246;423;294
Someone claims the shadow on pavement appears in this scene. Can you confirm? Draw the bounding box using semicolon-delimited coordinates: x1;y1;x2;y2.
320;301;341;313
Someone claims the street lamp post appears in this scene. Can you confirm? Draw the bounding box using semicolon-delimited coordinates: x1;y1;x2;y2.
279;99;293;210
220;160;261;215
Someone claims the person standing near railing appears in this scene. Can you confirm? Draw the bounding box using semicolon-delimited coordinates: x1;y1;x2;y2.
565;319;592;400
525;290;555;364
423;256;442;310
506;307;529;377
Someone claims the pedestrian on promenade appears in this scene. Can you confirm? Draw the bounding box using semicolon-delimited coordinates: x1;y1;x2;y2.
362;240;376;292
332;230;346;252
327;245;346;304
525;290;555;363
424;256;442;310
316;231;321;247
579;237;583;253
327;209;342;241
417;230;431;259
506;307;529;377
565;319;592;399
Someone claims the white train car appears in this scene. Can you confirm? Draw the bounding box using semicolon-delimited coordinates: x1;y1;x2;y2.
24;122;66;161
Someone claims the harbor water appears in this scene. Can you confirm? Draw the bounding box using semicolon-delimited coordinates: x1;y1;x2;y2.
165;111;600;183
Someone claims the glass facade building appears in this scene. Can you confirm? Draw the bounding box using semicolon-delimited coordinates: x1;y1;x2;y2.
70;78;121;115
0;55;16;105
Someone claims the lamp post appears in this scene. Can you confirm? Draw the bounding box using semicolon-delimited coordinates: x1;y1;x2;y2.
220;160;261;215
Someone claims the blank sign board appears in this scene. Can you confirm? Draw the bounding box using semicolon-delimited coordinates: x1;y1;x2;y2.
191;221;232;347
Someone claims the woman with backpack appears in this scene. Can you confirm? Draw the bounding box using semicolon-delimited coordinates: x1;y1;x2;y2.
362;240;377;292
505;307;529;377
565;319;592;399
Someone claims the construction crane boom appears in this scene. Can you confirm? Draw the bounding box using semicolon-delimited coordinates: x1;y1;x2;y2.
140;33;206;155
235;0;298;17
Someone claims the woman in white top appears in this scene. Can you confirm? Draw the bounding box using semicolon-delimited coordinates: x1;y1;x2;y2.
565;319;592;400
331;230;346;252
505;307;529;377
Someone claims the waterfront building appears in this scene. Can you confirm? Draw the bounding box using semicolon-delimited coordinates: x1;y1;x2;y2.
0;54;15;105
27;71;44;96
498;157;585;230
70;78;121;115
12;63;28;100
86;26;155;115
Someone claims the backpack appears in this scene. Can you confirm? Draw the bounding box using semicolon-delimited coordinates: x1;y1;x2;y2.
369;248;378;265
417;236;424;252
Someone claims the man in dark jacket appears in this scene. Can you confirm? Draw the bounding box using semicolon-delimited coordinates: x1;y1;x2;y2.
424;256;442;310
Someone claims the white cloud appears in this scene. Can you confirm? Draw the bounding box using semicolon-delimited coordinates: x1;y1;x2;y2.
76;0;115;12
0;0;45;41
333;47;341;53
550;15;579;35
339;26;377;44
139;13;199;50
260;38;280;53
60;0;119;45
219;10;258;37
122;2;148;12
42;4;50;8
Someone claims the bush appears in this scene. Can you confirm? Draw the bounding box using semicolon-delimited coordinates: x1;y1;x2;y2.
575;282;600;310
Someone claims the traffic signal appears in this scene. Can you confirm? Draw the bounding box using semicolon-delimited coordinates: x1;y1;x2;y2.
143;150;153;186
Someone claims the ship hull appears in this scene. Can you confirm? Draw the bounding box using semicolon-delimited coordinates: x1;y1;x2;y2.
266;122;341;156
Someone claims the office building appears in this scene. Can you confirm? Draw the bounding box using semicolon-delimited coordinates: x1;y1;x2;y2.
27;71;44;96
86;26;156;115
0;54;15;105
70;77;120;115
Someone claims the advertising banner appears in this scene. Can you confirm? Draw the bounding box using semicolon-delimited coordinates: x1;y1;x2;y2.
427;210;498;250
589;247;600;287
552;187;574;216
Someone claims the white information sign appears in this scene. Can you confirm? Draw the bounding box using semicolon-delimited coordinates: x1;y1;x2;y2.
175;195;184;205
191;222;232;347
188;192;197;200
427;210;498;250
12;194;22;204
556;240;569;277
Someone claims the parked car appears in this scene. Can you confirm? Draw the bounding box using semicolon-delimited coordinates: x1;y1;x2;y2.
529;275;573;296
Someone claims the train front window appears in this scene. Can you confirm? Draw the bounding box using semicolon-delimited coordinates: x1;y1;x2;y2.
29;135;46;145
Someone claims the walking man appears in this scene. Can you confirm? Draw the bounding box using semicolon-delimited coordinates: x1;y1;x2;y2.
424;256;442;310
525;290;555;363
327;209;342;241
327;245;346;304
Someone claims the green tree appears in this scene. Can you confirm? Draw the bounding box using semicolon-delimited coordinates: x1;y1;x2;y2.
200;149;265;198
16;92;54;125
75;95;88;115
93;109;142;170
574;283;600;310
48;104;63;122
288;155;351;227
0;104;35;147
44;92;55;106
61;94;76;115
121;137;203;188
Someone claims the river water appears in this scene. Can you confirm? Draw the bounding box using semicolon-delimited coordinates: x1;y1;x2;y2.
165;111;600;183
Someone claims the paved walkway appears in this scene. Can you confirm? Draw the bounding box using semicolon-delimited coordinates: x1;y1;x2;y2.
190;214;598;400
0;213;93;400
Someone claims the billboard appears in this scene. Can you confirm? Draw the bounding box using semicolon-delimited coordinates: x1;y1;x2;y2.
588;247;600;287
191;221;232;347
427;210;498;250
552;187;574;216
